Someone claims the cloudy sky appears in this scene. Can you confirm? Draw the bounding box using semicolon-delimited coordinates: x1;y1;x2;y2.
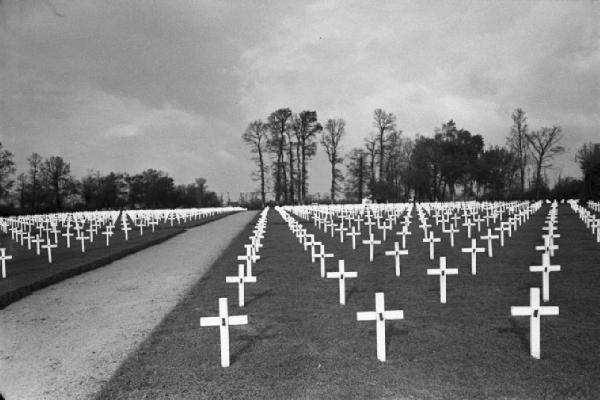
1;0;598;195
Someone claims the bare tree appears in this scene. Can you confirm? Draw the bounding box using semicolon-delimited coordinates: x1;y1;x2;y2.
242;120;269;206
372;109;397;181
27;152;43;212
42;155;72;211
527;126;564;198
321;118;345;202
364;133;377;191
267;108;293;203
507;108;529;194
0;142;16;201
293;111;322;203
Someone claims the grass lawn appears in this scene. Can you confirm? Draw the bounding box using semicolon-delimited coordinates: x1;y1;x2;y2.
96;204;600;399
0;211;235;309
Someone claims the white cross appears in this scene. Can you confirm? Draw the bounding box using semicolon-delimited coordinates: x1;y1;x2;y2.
226;264;257;307
335;223;348;243
199;297;248;367
42;242;57;263
535;236;558;257
346;226;361;250
31;235;44;256
303;234;314;251
461;239;485;275
314;244;334;278
103;227;112;246
529;253;560;302
511;287;559;359
62;229;73;248
480;228;499;257
237;246;256;277
422;231;441;260
541;233;560;257
121;223;132;240
427;257;458;303
356;292;404;362
326;260;357;305
385;242;408;277
0;248;13;279
362;233;382;262
395;225;411;249
77;234;89;253
443;223;459;247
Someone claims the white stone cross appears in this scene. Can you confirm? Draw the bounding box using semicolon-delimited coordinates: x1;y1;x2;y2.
335;223;348;243
0;248;12;279
32;235;44;256
356;292;404;362
237;245;256;277
541;233;560;257
510;287;559;359
362;233;382;262
226;264;257;307
529;253;560;302
427;257;458;303
385;242;408;277
199;297;248;367
42;242;57;263
77;234;89;253
395;225;411;249
346;226;361;250
326;260;357;305
62;229;73;249
422;231;441;260
461;239;485;275
443;223;459;247
535;236;558;257
462;219;475;238
480;228;499;257
314;243;334;278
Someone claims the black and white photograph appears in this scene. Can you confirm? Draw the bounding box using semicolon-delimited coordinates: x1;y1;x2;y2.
1;0;599;398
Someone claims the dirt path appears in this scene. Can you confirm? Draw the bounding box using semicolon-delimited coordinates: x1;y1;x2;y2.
0;210;257;400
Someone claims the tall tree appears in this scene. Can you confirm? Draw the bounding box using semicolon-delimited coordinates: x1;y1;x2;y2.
576;142;600;200
293;111;322;203
242;120;269;206
527;126;565;198
372;109;397;181
507;108;529;194
345;147;367;202
0;142;16;201
42;156;72;211
27;152;43;212
267;108;293;203
321;118;346;202
364;133;377;192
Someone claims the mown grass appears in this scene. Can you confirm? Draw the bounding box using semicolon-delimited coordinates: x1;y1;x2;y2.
0;212;234;309
97;205;600;399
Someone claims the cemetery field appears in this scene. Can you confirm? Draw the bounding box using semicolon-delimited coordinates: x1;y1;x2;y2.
0;211;235;309
96;204;600;399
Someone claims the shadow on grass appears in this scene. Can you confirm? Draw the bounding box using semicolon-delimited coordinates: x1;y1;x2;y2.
245;289;275;307
497;318;529;353
231;326;278;364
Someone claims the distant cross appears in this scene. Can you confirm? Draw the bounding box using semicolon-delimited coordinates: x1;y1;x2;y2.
362;233;382;262
42;242;57;263
356;292;404;362
462;219;475;239
461;239;485;275
326;260;357;305
199;297;248;367
427;256;458;303
422;231;441;260
346;226;361;250
62;229;73;249
511;287;559;359
480;228;499;257
335;223;348;243
395;225;411;249
384;242;408;277
529;253;560;302
314;244;334;278
32;235;44;256
226;264;257;307
0;248;13;279
443;223;459;247
77;234;89;253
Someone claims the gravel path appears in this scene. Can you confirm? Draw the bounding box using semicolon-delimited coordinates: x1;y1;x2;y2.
0;211;257;400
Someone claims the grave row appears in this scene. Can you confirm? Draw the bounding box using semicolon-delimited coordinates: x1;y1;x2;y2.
0;207;244;279
199;207;269;368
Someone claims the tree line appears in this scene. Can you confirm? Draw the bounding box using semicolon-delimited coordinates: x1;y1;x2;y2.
0;150;221;215
243;107;599;204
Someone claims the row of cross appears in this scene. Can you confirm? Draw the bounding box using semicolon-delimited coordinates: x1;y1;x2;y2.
0;207;244;279
199;207;269;368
